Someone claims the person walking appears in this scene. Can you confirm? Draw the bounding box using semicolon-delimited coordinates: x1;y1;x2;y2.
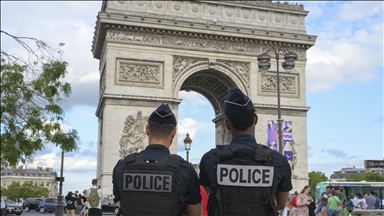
199;88;293;216
296;185;314;216
0;190;7;216
112;104;202;216
87;179;103;216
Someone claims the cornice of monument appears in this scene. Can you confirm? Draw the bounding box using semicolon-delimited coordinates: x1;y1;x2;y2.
92;12;317;59
204;1;307;13
101;1;307;15
95;93;182;118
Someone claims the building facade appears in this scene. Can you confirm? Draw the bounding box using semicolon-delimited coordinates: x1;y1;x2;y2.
330;166;384;181
0;165;58;197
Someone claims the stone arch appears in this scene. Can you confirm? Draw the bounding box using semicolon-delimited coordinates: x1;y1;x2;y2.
173;60;250;145
172;60;249;116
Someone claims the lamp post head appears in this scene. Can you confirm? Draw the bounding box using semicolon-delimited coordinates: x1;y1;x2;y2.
284;51;298;64
257;53;271;73
183;133;192;151
282;61;294;73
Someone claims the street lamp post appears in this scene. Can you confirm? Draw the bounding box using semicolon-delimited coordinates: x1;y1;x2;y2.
183;133;192;162
257;45;298;155
55;151;65;216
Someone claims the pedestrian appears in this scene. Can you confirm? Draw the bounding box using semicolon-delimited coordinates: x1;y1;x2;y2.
325;189;340;216
80;189;89;216
199;88;293;216
0;190;7;216
65;191;77;216
366;191;376;210
112;104;202;216
334;186;346;213
374;192;380;209
291;191;299;216
296;185;314;216
87;179;103;216
314;186;331;216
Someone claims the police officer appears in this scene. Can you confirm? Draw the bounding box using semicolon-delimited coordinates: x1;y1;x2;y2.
112;104;202;216
199;89;292;216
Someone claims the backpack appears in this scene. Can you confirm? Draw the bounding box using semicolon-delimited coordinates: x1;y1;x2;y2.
89;188;100;208
292;196;297;207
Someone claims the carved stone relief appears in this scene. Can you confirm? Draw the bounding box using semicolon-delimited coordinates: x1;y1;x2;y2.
218;60;250;86
106;30;307;58
259;72;299;97
119;111;149;158
116;59;163;87
173;56;206;81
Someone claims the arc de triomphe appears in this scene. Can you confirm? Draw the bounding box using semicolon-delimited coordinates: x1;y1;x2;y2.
91;0;317;195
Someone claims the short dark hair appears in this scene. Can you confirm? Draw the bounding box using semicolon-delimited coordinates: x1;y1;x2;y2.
225;109;255;131
326;186;331;189
92;179;98;185
356;193;362;198
334;186;340;191
148;120;176;139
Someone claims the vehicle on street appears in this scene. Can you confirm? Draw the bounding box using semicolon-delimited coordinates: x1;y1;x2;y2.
37;198;67;213
22;198;43;212
5;200;23;215
101;199;119;215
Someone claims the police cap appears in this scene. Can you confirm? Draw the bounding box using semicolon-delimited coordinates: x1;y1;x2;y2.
149;103;177;124
224;88;254;115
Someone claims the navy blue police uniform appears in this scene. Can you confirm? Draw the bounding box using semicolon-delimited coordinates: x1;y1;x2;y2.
112;104;201;216
199;89;292;216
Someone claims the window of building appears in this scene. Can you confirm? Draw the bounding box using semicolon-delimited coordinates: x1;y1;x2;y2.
40;182;44;186
17;173;21;176
46;182;50;186
12;181;15;184
35;181;37;186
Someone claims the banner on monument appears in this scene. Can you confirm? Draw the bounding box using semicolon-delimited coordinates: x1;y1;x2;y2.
267;120;293;161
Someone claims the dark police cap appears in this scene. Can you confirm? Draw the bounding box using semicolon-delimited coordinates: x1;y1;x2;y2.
224;88;254;114
149;103;177;124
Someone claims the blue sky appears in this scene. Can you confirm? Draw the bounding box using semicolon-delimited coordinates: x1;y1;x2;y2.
1;1;383;196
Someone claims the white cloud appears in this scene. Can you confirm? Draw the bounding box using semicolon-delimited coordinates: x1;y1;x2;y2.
338;2;383;21
305;2;383;92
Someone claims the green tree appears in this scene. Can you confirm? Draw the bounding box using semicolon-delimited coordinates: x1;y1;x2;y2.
347;172;384;182
1;181;49;200
0;30;79;166
308;171;328;199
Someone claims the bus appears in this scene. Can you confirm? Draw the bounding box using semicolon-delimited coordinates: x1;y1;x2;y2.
316;181;384;209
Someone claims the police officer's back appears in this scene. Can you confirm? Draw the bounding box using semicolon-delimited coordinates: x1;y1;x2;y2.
199;89;293;216
112;104;202;216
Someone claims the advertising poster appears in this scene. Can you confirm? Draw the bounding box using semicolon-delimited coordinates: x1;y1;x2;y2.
267;120;278;151
267;120;293;161
283;121;293;161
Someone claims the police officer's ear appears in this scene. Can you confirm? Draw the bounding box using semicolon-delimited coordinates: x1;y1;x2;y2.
254;113;258;125
171;127;177;138
224;119;230;131
146;125;150;136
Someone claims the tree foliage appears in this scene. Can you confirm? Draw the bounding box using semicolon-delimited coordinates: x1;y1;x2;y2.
1;181;49;200
308;171;328;199
347;172;384;182
0;30;79;166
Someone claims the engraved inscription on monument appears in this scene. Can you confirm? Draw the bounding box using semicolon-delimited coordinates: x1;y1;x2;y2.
116;59;163;87
259;72;299;97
